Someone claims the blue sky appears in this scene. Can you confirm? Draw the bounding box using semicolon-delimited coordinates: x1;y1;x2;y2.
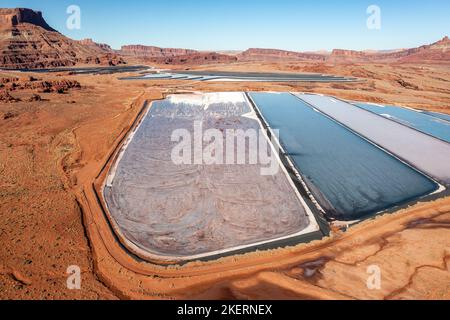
2;0;449;51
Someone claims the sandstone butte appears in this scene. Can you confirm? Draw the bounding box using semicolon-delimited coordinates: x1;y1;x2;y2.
0;8;125;69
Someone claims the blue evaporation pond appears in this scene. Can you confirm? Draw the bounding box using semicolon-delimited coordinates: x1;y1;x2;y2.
169;75;189;79
143;73;173;79
354;103;450;143
249;92;438;221
421;111;450;123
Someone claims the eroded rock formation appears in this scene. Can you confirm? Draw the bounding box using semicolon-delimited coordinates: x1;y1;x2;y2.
329;37;450;63
119;45;197;58
0;8;126;69
238;48;327;61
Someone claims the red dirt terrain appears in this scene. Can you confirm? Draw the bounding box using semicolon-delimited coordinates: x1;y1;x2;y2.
0;64;449;299
0;7;449;300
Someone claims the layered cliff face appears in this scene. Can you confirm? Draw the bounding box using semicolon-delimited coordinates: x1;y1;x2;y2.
0;8;125;69
119;45;197;58
0;8;55;31
236;37;449;64
389;36;450;63
238;48;327;61
148;52;238;65
327;49;370;63
329;37;450;63
120;44;238;65
77;38;114;53
330;49;366;58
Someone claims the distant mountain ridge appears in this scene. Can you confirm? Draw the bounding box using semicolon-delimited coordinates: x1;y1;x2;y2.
238;48;327;61
147;52;238;65
77;38;114;53
0;7;448;69
239;37;449;63
119;45;238;65
119;45;198;58
329;36;450;63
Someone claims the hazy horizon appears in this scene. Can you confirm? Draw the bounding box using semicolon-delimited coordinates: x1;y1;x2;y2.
2;0;449;52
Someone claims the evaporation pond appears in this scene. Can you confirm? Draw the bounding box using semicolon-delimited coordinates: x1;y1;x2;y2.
249;92;437;221
354;102;450;143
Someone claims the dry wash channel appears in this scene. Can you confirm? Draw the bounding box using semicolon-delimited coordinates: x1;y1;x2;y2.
102;92;322;263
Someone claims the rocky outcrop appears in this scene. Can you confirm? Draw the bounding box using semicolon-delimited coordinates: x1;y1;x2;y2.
0;8;55;31
328;49;368;63
0;8;126;69
238;48;326;61
77;38;114;52
120;43;237;65
1;77;19;84
330;49;366;58
120;45;197;58
396;79;419;90
22;80;81;93
28;93;42;102
81;54;126;66
329;36;450;63
238;36;449;64
0;90;20;103
2;77;81;93
149;52;238;65
394;36;450;63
